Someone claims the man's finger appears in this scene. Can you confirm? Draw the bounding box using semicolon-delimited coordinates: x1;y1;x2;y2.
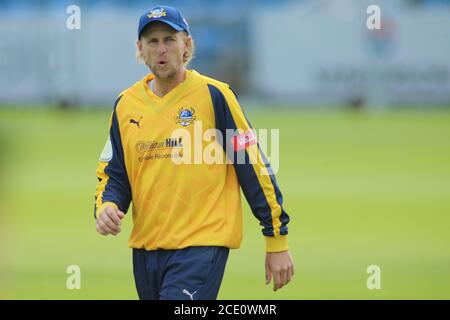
105;207;122;225
96;220;108;236
279;267;287;289
100;212;121;233
273;270;281;291
97;218;114;235
286;266;292;284
101;216;120;234
95;221;104;235
98;217;118;235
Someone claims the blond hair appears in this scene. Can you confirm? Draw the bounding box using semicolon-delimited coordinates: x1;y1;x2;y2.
135;32;195;67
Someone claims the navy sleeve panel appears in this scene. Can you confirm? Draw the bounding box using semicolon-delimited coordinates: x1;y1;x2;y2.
208;84;289;237
94;95;132;218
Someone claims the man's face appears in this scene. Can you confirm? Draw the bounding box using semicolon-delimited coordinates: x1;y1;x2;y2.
138;22;188;80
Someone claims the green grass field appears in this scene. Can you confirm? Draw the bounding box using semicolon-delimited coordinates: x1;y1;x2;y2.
1;106;450;299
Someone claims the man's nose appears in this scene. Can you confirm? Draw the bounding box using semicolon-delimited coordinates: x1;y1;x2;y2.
156;43;167;54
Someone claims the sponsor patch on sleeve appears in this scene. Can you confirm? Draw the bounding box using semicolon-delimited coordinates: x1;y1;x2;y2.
232;130;257;152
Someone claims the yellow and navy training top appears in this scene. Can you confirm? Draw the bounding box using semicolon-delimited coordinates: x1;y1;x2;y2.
94;69;290;252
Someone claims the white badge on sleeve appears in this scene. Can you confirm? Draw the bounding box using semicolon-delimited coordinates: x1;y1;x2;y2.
99;136;113;162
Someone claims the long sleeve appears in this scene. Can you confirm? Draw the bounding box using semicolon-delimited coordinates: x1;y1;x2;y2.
94;95;132;219
208;84;290;252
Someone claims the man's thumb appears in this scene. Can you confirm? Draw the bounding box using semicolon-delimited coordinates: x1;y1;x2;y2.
117;210;125;219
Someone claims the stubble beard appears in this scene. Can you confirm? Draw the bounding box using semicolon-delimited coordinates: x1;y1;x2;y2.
153;68;177;82
145;58;179;82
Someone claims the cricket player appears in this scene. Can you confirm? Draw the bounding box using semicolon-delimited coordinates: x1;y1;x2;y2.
94;5;294;300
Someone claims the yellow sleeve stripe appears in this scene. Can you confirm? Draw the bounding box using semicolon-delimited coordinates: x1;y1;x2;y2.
95;161;110;218
94;112;116;219
246;144;283;235
220;86;283;236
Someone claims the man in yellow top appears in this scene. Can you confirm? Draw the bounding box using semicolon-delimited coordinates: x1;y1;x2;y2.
94;5;294;300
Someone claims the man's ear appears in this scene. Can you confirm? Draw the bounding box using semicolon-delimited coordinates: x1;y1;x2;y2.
183;35;192;57
185;35;192;48
136;39;143;51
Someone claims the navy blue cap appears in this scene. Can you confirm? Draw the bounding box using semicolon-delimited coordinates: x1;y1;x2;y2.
138;5;190;39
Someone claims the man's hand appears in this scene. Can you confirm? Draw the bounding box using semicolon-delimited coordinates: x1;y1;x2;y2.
95;205;124;236
265;250;294;291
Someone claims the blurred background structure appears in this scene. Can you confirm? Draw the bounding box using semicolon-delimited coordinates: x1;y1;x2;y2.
0;0;450;300
1;0;450;108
